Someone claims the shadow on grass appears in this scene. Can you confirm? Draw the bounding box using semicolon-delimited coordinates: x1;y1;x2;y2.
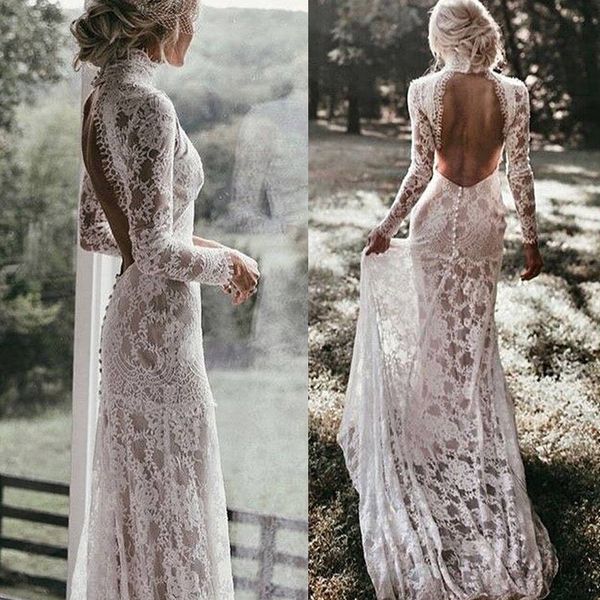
524;454;600;600
501;218;600;322
533;156;600;188
310;420;600;600
309;423;375;600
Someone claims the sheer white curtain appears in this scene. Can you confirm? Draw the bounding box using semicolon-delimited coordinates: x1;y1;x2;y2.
66;33;120;596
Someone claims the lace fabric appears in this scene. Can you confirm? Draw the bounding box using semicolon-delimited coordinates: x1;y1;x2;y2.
70;48;235;599
375;62;539;245
126;0;200;35
338;63;557;600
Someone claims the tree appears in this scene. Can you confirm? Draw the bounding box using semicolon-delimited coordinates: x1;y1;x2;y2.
313;0;431;134
313;0;600;146
0;0;69;416
309;0;338;120
0;0;66;262
0;0;65;132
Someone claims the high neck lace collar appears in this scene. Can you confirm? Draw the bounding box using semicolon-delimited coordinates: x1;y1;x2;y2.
91;48;160;88
442;53;491;74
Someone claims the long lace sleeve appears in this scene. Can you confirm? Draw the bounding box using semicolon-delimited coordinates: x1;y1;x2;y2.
78;170;121;256
124;93;234;285
505;81;538;245
375;80;435;238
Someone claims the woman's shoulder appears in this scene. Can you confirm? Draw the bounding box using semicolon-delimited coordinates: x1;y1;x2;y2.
126;85;177;119
407;70;448;102
101;85;179;151
490;70;528;94
490;71;530;116
405;70;447;115
408;70;444;91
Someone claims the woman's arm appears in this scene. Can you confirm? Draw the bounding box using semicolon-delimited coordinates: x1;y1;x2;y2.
192;236;256;269
372;79;435;241
192;235;224;249
505;81;543;280
192;235;258;293
78;170;121;256
505;81;538;246
124;92;236;286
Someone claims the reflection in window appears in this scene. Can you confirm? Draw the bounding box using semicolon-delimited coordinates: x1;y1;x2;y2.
1;1;307;599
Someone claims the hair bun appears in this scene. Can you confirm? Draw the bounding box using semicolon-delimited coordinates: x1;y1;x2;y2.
428;0;504;71
70;0;176;71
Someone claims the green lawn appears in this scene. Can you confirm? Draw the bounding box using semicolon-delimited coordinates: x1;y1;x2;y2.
0;362;307;599
0;408;71;600
308;120;600;599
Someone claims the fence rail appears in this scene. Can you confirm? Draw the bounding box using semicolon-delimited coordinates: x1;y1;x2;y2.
0;473;307;599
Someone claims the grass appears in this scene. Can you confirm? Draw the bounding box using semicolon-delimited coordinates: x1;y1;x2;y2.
308;119;600;600
0;362;307;600
0;408;71;600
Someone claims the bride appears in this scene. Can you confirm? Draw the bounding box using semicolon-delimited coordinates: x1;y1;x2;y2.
338;1;559;598
69;0;259;598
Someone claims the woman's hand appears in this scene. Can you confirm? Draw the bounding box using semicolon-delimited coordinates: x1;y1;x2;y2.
223;251;260;305
193;235;223;249
520;243;543;281
365;227;391;256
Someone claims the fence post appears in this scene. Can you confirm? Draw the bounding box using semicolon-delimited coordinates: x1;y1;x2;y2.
0;474;3;567
257;515;277;599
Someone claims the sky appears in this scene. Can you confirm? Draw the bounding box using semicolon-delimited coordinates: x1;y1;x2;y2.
58;0;307;11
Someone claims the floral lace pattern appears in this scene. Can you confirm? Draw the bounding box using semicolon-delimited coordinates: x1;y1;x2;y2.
78;169;122;256
340;170;558;599
375;79;435;239
503;81;538;245
70;48;235;599
376;65;539;245
339;63;557;600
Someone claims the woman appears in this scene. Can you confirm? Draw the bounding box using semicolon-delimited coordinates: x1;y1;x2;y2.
337;1;559;598
69;1;259;598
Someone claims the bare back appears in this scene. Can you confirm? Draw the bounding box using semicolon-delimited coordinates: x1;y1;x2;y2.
375;67;538;245
82;91;133;272
437;73;504;187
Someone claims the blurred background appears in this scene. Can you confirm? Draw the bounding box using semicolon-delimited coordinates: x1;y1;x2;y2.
309;0;600;146
308;1;600;599
0;0;307;598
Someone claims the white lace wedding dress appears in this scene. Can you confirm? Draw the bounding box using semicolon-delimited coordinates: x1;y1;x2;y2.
70;48;235;599
338;57;559;600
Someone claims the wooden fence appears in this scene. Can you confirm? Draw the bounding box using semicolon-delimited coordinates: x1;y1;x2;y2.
0;473;307;599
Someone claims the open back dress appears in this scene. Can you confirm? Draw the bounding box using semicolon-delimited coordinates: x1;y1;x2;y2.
338;55;559;600
69;48;235;599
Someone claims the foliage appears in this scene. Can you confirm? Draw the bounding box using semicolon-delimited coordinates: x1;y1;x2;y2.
309;0;600;147
0;277;68;418
0;0;66;261
0;0;65;132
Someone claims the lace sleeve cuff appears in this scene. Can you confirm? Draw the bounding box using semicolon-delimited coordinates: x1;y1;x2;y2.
200;247;236;286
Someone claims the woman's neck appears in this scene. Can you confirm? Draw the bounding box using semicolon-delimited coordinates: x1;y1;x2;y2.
443;53;491;74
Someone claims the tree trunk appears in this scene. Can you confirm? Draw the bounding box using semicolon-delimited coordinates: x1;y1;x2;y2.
309;75;319;120
346;72;361;135
498;0;525;80
327;91;336;121
579;0;600;147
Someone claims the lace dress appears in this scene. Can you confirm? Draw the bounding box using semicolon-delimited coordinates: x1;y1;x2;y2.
337;58;559;600
70;48;235;599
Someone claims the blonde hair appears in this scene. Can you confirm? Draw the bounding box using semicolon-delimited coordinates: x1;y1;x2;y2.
70;0;183;71
428;0;504;71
